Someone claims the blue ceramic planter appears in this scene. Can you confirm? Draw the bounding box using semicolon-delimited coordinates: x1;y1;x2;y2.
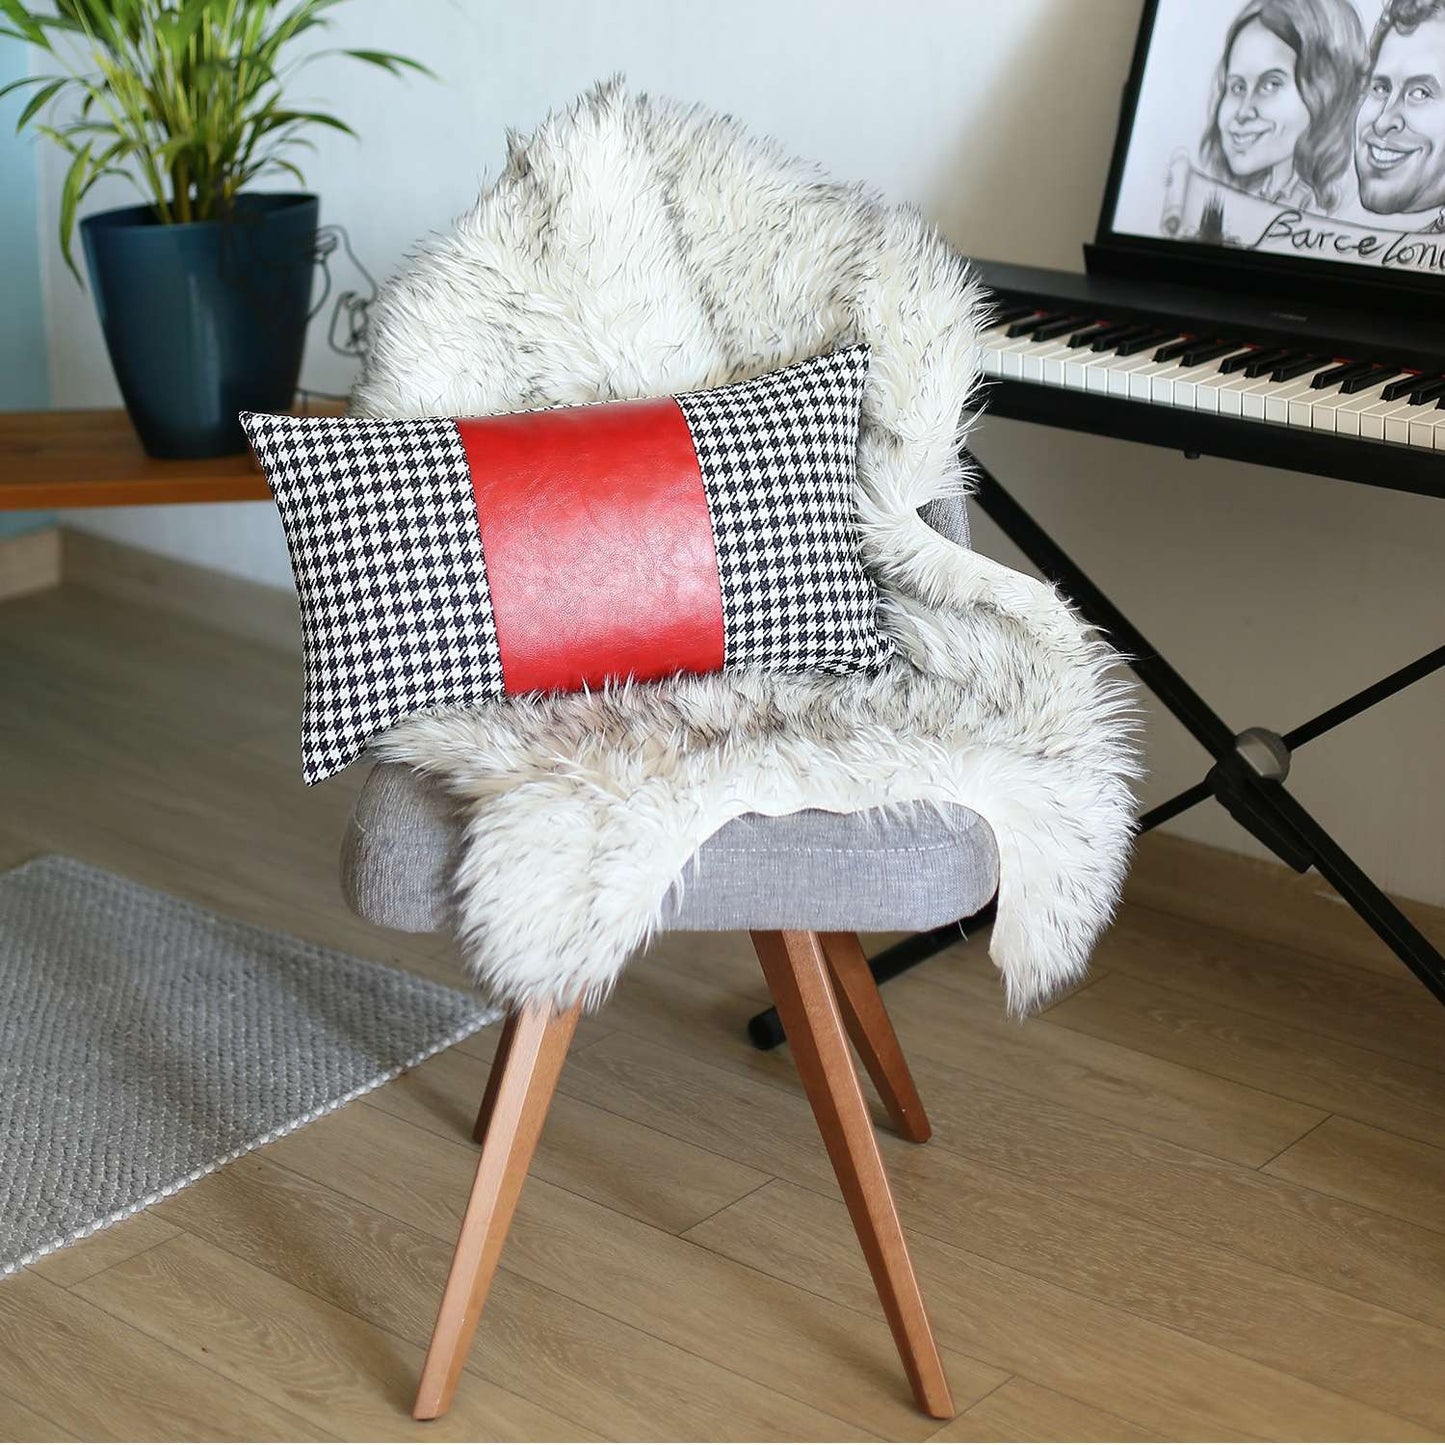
81;192;318;458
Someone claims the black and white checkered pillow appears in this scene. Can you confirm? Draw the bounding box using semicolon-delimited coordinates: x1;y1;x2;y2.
244;347;891;783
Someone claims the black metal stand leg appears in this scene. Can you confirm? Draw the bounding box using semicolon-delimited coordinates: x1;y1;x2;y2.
746;451;1445;1048
971;464;1241;758
1283;645;1445;751
1260;780;1445;1005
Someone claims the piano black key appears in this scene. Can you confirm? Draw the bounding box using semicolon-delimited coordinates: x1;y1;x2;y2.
1090;324;1155;353
1178;339;1241;367
1066;323;1112;349
1219;348;1264;374
1311;360;1369;389
1152;336;1196;363
1339;365;1402;394
1028;315;1084;342
1408;375;1445;405
1006;310;1062;338
1084;323;1140;351
1114;329;1177;357
1271;354;1329;382
1241;348;1295;378
991;304;1038;328
1377;372;1427;401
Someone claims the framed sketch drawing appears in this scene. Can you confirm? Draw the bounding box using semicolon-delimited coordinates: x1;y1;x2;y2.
1097;0;1445;294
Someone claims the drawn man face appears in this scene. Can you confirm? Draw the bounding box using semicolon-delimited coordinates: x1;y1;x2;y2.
1217;20;1310;180
1357;15;1445;212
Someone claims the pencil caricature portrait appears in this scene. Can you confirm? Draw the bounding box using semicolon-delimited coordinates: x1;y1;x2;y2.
1357;0;1445;221
1200;0;1364;212
1110;0;1445;273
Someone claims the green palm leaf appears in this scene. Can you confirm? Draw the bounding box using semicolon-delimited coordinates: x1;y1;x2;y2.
6;0;435;278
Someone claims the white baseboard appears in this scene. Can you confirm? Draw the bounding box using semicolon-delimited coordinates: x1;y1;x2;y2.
0;527;62;603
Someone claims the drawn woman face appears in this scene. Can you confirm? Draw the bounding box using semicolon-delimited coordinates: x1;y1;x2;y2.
1217;19;1311;180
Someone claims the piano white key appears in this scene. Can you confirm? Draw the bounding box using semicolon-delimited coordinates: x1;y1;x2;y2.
977;326;1032;376
1003;331;1076;378
1287;388;1321;427
1408;409;1445;449
1106;353;1164;397
1358;395;1417;440
1071;350;1121;392
1384;399;1435;445
1019;338;1076;382
999;344;1030;379
1216;372;1266;417
1017;345;1047;381
1239;376;1289;420
1313;391;1360;431
977;344;1006;376
1167;365;1218;409
977;312;1439;451
1143;363;1189;404
1174;351;1252;411
1265;371;1332;423
1127;359;1173;401
1191;371;1235;413
1288;384;1347;430
1153;359;1223;407
1376;382;1445;446
1331;388;1389;436
1127;354;1188;400
992;334;1046;379
1062;347;1113;388
1040;343;1079;385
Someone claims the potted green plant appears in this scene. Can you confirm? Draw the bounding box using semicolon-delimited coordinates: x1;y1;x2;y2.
0;0;430;457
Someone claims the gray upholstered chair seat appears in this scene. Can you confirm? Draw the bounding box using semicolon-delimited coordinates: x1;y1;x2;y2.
342;761;999;936
341;502;995;939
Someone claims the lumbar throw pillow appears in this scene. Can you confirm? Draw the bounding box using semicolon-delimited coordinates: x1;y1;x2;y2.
243;346;892;783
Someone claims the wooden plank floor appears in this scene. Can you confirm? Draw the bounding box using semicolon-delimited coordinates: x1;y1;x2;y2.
1;578;1443;1442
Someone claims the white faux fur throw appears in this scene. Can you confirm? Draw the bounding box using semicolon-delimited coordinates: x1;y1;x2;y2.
351;80;1139;1015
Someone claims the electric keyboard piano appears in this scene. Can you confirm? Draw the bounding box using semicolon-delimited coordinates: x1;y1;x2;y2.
974;259;1445;500
742;0;1445;1049
959;254;1445;1018
755;263;1445;1046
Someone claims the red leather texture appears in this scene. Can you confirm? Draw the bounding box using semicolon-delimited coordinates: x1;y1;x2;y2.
456;400;725;696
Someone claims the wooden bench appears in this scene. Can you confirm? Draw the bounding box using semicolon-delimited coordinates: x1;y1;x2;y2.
0;404;340;511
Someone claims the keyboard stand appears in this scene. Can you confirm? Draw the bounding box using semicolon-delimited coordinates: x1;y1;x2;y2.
746;450;1445;1050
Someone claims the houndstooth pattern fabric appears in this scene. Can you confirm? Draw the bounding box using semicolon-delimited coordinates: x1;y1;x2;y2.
244;347;889;784
245;415;504;783
677;347;890;673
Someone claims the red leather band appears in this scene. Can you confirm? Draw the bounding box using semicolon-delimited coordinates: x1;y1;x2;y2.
456;400;725;696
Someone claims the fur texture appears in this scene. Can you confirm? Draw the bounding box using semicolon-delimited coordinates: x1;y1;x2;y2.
351;80;1139;1015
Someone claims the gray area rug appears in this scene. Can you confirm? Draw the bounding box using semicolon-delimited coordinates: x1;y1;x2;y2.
0;855;494;1277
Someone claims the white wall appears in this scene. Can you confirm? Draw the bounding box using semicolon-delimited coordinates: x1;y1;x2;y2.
39;0;1445;902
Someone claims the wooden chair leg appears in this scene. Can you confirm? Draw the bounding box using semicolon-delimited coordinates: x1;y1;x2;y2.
751;930;955;1421
471;1013;519;1144
414;999;581;1421
819;931;932;1143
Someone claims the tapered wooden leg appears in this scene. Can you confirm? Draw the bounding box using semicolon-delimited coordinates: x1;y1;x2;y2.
414;999;581;1421
819;931;932;1143
471;1013;519;1144
751;930;955;1420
